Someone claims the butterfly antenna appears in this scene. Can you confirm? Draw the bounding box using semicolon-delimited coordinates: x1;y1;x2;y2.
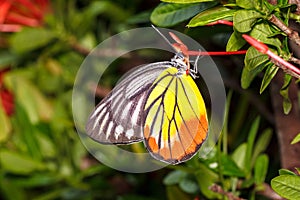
151;24;178;53
193;49;202;75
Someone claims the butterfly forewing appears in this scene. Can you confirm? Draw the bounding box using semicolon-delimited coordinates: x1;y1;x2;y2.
143;67;208;164
86;62;173;144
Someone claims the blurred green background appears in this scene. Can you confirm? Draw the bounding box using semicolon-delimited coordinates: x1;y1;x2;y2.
1;0;299;199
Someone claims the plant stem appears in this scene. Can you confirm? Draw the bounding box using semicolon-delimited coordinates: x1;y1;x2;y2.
242;34;300;79
209;184;246;200
206;20;233;26
188;50;247;56
289;56;300;65
289;0;300;14
269;14;300;46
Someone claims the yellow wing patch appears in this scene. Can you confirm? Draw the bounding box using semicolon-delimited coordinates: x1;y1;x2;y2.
143;67;208;164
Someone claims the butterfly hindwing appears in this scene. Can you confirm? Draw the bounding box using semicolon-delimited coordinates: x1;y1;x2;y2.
143;67;208;164
86;62;172;144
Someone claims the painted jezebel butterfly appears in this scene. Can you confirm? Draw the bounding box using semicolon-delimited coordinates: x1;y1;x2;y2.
86;26;208;165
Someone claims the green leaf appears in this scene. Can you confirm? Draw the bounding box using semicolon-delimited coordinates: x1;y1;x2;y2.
221;153;245;177
233;10;262;33
241;65;263;89
36;132;57;158
226;31;247;51
72;139;87;169
0;176;26;200
37;59;63;93
245;117;260;174
291;133;300;144
164;170;188;185
244;46;269;70
84;1;129;22
10;28;55;53
279;169;297;176
252;128;272;166
260;64;278;94
13;103;43;160
12;173;61;188
241;177;255;188
161;0;214;3
166;185;191;200
250;23;282;50
280;74;292;114
242;45;271;90
151;2;216;27
236;0;256;9
127;11;152;24
271;175;300;199
195;163;222;199
0;98;11;142
0;150;45;174
232;143;247;171
277;0;289;5
179;178;199;194
4;72;53;123
254;154;269;185
188;6;236;27
0;52;18;68
33;189;66;200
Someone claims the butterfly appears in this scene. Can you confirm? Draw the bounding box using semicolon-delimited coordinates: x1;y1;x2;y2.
86;26;208;165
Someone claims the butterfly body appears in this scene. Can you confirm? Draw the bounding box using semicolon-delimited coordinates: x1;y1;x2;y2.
86;29;208;165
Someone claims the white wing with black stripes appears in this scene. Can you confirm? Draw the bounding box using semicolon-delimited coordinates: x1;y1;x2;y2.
86;61;172;144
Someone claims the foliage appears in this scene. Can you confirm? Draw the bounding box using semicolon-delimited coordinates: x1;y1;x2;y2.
291;133;300;144
0;0;299;200
150;0;300;199
151;0;299;113
271;169;300;200
162;93;273;199
0;1;166;199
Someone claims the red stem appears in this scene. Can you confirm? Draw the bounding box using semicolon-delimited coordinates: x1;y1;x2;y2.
0;24;22;32
242;34;268;53
267;50;300;75
13;0;44;19
188;50;247;56
0;91;14;116
190;20;243;56
242;34;300;77
6;12;40;27
206;20;234;26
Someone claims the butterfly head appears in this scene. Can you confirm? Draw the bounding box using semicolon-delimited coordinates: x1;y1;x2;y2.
168;32;191;75
151;25;197;78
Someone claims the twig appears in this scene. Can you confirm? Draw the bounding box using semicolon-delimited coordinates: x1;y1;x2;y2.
269;55;300;79
70;41;129;58
209;184;245;200
69;42;91;56
88;83;111;98
269;14;300;46
257;183;284;200
289;56;300;65
289;0;300;14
